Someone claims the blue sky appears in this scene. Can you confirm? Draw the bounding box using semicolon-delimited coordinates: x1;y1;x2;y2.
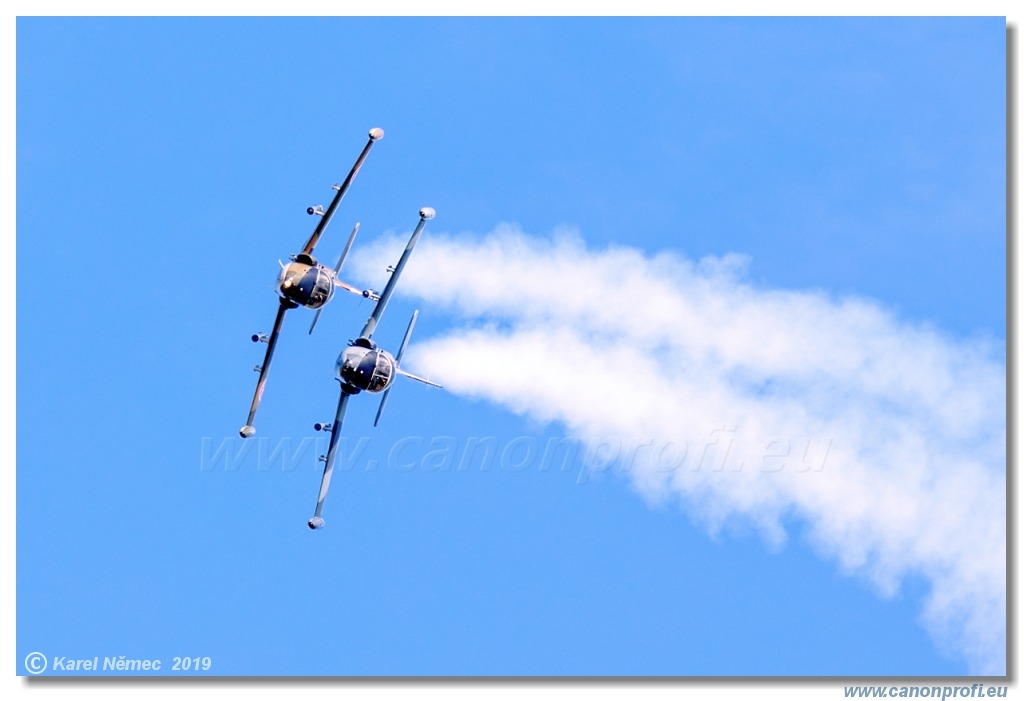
15;16;1005;679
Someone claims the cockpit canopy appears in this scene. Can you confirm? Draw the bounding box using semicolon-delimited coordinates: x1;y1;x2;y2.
337;345;395;393
277;260;335;310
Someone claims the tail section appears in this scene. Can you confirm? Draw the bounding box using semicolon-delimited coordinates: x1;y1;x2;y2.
373;310;442;426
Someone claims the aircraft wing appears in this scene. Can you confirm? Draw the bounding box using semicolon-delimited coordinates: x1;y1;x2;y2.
308;389;352;529
299;128;383;256
358;207;435;340
240;300;290;438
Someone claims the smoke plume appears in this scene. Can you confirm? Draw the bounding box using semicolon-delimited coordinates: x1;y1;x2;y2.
350;224;1006;674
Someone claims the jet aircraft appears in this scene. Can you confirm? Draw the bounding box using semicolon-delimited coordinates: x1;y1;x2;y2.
241;128;384;439
308;207;441;530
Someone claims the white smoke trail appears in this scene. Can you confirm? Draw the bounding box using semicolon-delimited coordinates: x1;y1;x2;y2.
350;224;1006;674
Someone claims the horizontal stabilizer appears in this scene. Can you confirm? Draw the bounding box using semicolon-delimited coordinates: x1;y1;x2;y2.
396;367;442;388
308;307;324;335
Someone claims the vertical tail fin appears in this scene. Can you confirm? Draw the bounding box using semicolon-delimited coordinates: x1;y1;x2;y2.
310;222;361;335
373;310;420;427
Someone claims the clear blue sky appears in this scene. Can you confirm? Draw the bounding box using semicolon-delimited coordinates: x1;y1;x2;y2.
16;16;1005;678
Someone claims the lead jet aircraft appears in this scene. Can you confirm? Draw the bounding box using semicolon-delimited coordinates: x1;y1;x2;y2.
308;207;441;530
241;128;384;439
